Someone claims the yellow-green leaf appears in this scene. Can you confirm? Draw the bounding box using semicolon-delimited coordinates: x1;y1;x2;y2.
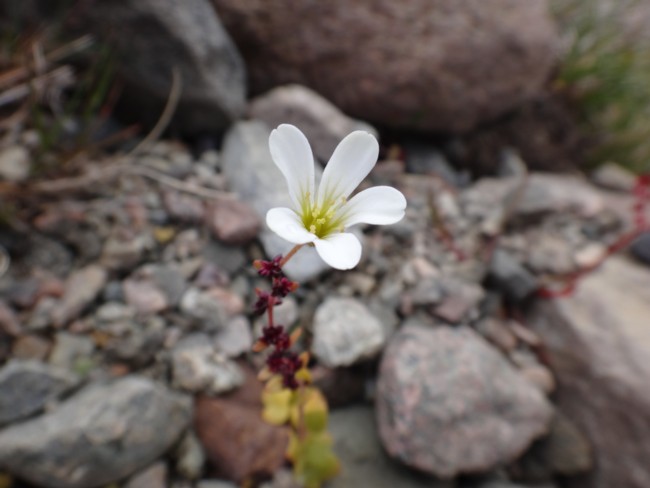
262;388;293;425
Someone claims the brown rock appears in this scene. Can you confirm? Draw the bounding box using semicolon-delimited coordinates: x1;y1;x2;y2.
11;335;51;361
205;198;260;245
194;395;288;483
212;0;559;133
527;256;650;488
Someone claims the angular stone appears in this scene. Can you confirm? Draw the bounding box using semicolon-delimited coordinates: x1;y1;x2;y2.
220;121;329;281
488;250;539;303
434;279;484;323
205;198;261;245
312;297;384;367
180;287;232;331
86;0;246;135
49;332;95;370
376;324;553;478
162;190;205;223
0;360;79;426
0;376;191;488
213;0;558;133
526;256;650;488
51;265;107;326
248;84;377;162
171;334;244;394
0;146;30;182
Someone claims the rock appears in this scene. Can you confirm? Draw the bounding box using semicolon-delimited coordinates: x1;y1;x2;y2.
86;0;246;135
517;412;592;481
591;162;637;192
526;256;650;488
174;431;205;480
248;84;377;162
51;265;107;326
0;376;191;488
519;364;556;395
202;239;247;275
0;146;30;182
488;250;539;303
312;297;385;367
434;278;484;323
376;324;553;478
630;231;650;266
526;234;575;276
101;233;149;271
329;406;453;488
0;360;79;426
214;315;252;357
0;300;20;336
180;287;231;331
463;174;605;221
205;198;261;244
49;332;95;371
123;278;169;315
141;264;188;308
220;121;329;281
403;141;466;186
11;334;52;360
475;318;517;353
194;395;288;483
212;0;558;133
162;190;205;223
171;334;244;394
124;462;168;488
517;174;604;218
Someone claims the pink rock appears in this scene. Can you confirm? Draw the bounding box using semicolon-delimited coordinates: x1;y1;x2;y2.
205;198;260;244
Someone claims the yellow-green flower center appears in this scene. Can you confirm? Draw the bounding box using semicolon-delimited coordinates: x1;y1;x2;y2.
300;194;347;239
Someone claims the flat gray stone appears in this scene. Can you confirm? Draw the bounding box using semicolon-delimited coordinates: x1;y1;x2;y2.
0;360;79;426
312;297;385;367
0;376;191;488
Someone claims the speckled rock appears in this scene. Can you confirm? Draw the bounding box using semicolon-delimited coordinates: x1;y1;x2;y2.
312;297;385;367
376;323;553;478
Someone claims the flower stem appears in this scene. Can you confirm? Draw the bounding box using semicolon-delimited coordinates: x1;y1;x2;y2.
279;244;304;267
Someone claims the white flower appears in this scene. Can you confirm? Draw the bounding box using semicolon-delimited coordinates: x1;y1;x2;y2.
266;124;407;270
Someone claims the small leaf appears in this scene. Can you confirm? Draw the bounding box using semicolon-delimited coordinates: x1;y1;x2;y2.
262;388;293;425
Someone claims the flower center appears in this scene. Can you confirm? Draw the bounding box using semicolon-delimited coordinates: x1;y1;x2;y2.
300;195;347;239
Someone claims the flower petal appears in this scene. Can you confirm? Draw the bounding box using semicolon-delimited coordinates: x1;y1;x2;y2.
313;232;362;270
317;131;379;208
269;124;315;210
338;186;407;228
266;207;317;245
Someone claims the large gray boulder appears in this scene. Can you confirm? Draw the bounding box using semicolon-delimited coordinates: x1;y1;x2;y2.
0;376;191;488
